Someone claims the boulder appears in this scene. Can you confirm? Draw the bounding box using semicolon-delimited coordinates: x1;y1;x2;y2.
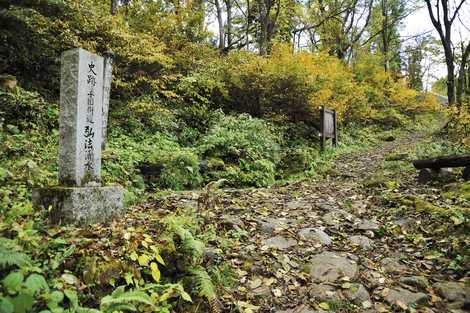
264;236;297;250
349;235;373;250
342;283;370;305
308;252;358;282
384;287;429;307
298;228;332;246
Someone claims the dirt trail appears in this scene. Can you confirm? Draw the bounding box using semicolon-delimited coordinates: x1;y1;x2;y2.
158;132;469;313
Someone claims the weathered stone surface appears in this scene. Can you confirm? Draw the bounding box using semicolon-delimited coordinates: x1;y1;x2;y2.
394;218;414;232
355;219;380;231
285;200;312;210
399;276;429;290
252;285;271;297
221;215;244;229
298;228;332;246
317;202;337;212
380;257;407;274
384;287;429;307
342;283;370;305
308;252;358;282
308;283;340;302
322;210;354;226
59;48;104;186
264;236;297;250
259;218;290;233
101;50;113;149
349;235;373;250
33;186;124;225
276;307;319;313
433;282;470;303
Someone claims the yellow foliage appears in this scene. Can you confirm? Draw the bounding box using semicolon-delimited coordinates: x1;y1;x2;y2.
445;104;470;138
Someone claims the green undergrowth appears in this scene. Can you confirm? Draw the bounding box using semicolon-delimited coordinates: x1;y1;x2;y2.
0;192;235;313
0;86;444;312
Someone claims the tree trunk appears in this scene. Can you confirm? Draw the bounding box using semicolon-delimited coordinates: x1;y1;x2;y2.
246;0;250;50
215;0;225;51
225;0;233;48
444;45;456;105
258;0;269;55
381;0;389;72
457;42;470;106
110;0;118;15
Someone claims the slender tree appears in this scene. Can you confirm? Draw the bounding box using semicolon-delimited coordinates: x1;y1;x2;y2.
456;41;470;105
425;0;467;106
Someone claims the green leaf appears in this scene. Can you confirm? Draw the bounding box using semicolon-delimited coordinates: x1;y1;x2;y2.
76;308;101;313
64;289;78;309
0;297;14;313
9;293;34;313
3;272;24;293
48;290;64;304
24;274;48;295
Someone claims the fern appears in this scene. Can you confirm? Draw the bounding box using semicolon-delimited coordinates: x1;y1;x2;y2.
0;246;31;268
100;286;155;312
189;267;216;300
190;267;220;313
177;226;205;261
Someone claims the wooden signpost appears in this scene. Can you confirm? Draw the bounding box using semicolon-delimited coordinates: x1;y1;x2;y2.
320;107;337;151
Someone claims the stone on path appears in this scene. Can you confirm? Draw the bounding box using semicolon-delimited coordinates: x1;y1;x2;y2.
433;281;470;305
298;228;332;246
399;276;429;290
308;283;340;302
308;252;358;282
322;210;355;226
259;218;290;234
355;219;380;231
276;306;321;313
384;287;429;307
264;236;297;250
285;200;312;210
380;257;407;274
349;235;373;250
342;283;370;305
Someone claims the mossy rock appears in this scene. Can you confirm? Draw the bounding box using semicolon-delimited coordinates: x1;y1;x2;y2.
363;173;388;188
385;152;409;161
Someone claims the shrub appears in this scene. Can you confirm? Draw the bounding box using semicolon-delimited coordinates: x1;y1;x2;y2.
0;88;58;130
280;147;320;177
158;150;202;190
217;45;364;125
199;113;281;186
199;114;280;163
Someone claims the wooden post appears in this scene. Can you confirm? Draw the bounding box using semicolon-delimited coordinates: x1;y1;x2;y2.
333;109;337;147
320;107;325;152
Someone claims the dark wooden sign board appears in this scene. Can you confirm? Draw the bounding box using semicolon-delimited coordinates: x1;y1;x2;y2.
320;107;337;151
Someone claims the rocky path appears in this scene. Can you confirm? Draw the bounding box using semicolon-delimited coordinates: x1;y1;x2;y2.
158;133;469;313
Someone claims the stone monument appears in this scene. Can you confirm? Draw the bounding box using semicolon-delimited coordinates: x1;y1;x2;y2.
33;48;124;225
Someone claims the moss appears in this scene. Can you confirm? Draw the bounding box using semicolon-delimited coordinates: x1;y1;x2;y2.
363;173;388;188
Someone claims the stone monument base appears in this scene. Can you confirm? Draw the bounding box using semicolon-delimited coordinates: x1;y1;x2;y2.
32;186;124;225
